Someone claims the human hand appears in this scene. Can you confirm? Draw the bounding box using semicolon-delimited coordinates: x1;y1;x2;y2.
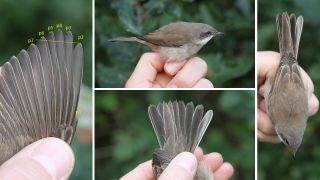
257;51;319;143
0;137;74;179
125;53;214;88
121;147;234;180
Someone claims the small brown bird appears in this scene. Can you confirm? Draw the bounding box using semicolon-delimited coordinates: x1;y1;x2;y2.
0;30;83;164
264;12;308;156
109;21;223;62
148;101;213;179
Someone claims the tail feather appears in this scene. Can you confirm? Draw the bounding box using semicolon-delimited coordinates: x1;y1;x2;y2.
276;12;303;59
277;12;294;56
290;14;297;56
294;16;303;58
148;101;213;156
108;36;147;45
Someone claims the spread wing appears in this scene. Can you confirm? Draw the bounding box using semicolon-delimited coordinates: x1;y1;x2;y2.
0;30;83;164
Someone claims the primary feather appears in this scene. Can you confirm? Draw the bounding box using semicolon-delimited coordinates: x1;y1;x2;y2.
0;30;83;164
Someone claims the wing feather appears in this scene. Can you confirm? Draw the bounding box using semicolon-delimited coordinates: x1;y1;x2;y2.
0;30;83;164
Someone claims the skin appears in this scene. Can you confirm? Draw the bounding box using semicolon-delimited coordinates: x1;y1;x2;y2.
121;147;234;180
0;138;74;179
257;51;319;143
125;53;213;88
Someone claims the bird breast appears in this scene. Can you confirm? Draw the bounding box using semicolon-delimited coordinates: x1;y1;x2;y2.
158;43;201;62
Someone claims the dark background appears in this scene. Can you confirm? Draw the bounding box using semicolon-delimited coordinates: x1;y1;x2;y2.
258;0;320;179
95;0;255;88
0;0;92;179
95;90;255;179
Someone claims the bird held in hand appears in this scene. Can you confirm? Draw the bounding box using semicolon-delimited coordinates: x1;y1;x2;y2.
109;21;223;62
264;12;308;156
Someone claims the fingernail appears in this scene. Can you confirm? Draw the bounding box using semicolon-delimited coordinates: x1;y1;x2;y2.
31;138;74;179
172;152;197;173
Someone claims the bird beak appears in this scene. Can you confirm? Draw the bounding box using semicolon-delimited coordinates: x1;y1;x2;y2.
215;32;224;37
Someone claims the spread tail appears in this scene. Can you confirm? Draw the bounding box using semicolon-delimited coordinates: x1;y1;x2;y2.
148;101;213;156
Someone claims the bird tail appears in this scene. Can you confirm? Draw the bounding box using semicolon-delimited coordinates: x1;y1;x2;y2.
148;101;213;156
108;36;147;45
276;12;303;60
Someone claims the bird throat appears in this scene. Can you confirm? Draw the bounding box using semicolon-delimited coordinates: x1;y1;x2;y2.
196;35;213;46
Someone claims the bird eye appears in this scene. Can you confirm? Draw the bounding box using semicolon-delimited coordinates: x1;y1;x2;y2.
200;31;212;38
205;31;212;35
279;133;289;145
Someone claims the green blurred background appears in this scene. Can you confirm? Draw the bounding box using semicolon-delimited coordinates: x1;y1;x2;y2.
95;90;254;179
95;0;255;88
0;0;92;179
258;0;320;179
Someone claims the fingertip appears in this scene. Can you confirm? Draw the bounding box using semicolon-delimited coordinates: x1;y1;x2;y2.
172;152;197;173
194;147;204;160
258;85;265;97
190;57;207;72
140;52;162;61
221;162;234;177
166;58;208;88
31;137;74;179
121;160;155;180
140;52;164;71
213;162;234;180
203;152;223;171
258;51;280;61
164;61;185;76
257;51;279;78
257;109;276;135
257;130;281;143
193;79;214;88
0;138;74;180
126;52;164;87
309;93;319;116
258;99;266;112
159;152;197;180
207;152;223;162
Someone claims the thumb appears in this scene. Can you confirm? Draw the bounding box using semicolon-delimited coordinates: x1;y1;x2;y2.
0;137;74;180
159;152;197;180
